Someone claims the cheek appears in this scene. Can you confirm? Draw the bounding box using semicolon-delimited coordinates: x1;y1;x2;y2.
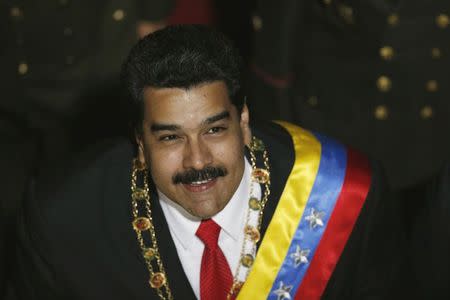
146;147;182;180
212;137;245;167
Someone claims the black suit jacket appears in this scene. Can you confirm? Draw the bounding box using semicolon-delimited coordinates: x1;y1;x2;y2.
11;122;406;299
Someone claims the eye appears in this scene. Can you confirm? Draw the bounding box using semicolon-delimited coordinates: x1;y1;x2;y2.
159;134;179;141
206;127;226;134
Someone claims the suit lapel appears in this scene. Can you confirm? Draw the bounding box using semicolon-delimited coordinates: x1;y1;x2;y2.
252;122;295;239
104;142;195;299
103;142;156;297
149;182;197;299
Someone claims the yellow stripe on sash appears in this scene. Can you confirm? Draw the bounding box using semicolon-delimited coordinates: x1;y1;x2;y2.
237;122;322;299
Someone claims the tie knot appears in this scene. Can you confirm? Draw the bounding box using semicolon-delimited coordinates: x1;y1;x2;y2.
196;219;221;249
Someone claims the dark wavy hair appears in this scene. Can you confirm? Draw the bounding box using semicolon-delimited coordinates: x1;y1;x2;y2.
121;24;244;134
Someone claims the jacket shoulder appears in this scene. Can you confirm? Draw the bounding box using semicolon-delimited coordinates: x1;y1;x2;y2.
27;139;134;231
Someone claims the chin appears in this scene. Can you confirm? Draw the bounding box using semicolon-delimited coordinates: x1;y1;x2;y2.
188;208;217;220
188;202;225;219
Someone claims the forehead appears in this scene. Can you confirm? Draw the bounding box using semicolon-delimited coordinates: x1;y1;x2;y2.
142;81;236;125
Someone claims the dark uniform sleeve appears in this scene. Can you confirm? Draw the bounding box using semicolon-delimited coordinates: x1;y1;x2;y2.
323;160;410;299
246;0;303;121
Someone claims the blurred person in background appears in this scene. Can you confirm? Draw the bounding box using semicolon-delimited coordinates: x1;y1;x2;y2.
246;0;450;191
400;161;450;299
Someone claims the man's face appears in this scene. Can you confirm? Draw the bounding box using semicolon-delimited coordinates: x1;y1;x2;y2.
138;81;251;219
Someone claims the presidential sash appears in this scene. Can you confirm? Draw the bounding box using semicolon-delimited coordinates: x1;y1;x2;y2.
237;122;371;300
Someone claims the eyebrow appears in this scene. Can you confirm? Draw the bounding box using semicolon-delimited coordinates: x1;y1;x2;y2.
150;123;180;132
202;110;230;125
150;110;231;133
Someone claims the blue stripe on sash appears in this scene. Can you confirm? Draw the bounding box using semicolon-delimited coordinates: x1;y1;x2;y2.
267;133;347;299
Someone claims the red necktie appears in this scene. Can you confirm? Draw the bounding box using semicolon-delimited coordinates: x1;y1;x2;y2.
196;219;233;300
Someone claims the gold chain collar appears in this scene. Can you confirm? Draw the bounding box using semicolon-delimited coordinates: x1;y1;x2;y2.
130;136;271;300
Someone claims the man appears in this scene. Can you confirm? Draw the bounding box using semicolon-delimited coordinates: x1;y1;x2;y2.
13;25;405;299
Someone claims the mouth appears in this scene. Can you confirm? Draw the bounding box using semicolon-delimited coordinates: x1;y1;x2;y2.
182;178;217;193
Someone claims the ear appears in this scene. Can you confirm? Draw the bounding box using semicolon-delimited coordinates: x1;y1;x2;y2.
135;134;146;165
240;104;252;147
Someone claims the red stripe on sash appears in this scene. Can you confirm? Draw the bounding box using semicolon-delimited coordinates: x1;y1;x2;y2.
294;149;371;299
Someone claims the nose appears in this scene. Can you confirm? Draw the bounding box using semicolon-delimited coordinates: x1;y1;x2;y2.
182;137;213;170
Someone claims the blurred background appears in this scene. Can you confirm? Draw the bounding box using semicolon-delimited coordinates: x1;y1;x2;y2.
1;0;449;298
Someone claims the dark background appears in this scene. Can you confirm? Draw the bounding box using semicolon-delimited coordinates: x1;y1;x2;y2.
1;0;449;298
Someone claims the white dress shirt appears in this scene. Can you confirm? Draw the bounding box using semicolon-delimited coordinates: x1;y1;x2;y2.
158;158;261;299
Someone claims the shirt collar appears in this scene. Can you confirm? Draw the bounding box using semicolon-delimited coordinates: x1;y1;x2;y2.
158;158;252;249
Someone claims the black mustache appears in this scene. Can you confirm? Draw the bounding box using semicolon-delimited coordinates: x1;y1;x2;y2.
172;166;228;184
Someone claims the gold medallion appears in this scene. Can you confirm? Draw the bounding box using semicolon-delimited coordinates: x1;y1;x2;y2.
252;168;269;184
230;281;245;296
143;248;157;261
250;137;265;152
245;225;260;243
132;217;151;231
241;254;254;268
149;272;166;289
132;188;148;201
248;197;261;211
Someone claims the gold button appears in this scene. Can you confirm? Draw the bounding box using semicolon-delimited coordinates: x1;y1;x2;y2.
376;76;392;92
426;80;438;92
112;9;125;21
18;62;28;75
380;46;394;60
10;6;23;18
387;14;399;26
63;27;73;36
323;0;332;5
436;14;449;28
431;48;441;59
338;4;354;24
307;96;318;107
420;106;433;120
374;105;389;120
252;15;263;31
